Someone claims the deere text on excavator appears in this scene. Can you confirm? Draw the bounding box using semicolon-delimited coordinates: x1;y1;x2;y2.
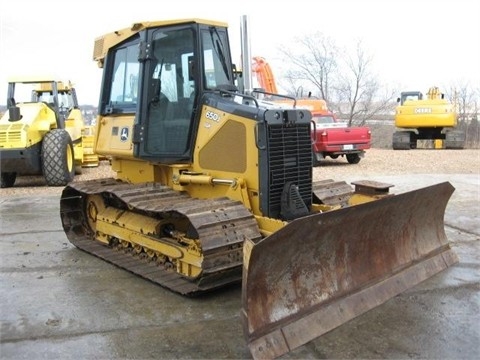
59;16;458;359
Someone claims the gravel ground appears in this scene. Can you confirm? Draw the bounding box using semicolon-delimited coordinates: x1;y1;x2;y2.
313;148;480;179
0;149;478;198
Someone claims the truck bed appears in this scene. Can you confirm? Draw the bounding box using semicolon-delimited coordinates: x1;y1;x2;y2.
312;122;371;164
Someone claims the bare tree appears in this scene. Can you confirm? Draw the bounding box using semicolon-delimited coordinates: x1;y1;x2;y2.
333;41;396;126
279;76;309;98
446;82;480;148
278;35;396;126
277;32;338;102
446;82;477;121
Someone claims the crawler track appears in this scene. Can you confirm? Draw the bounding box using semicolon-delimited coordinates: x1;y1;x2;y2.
60;178;262;295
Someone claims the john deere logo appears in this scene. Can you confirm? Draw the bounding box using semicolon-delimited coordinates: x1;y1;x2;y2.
120;127;129;142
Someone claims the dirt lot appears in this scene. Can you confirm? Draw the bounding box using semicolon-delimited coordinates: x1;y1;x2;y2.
313;148;479;178
1;149;478;198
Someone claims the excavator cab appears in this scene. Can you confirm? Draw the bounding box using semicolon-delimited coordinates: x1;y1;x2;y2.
398;91;422;105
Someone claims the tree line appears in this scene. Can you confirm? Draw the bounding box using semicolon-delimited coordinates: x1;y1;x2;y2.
275;32;479;148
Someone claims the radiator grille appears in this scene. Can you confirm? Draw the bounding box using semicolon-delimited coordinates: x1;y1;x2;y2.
266;122;312;217
0;124;25;145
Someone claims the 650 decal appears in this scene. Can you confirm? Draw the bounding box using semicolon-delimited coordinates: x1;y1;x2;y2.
205;110;220;122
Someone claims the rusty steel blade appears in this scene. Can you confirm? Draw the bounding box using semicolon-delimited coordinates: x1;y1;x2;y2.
242;182;458;359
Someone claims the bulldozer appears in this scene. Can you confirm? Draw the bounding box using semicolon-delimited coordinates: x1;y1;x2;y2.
393;86;466;149
59;16;458;359
0;78;98;188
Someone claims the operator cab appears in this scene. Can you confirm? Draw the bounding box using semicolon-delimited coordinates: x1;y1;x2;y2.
398;91;423;105
98;20;235;163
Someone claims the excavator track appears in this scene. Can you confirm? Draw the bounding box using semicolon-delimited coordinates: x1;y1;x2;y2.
60;178;262;295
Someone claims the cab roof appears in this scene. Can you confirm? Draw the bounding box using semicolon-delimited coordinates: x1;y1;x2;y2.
93;18;229;65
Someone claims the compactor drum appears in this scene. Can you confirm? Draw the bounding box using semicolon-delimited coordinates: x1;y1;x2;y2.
59;17;458;358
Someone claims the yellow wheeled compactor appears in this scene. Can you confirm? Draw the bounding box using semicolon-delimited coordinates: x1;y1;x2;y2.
0;78;98;188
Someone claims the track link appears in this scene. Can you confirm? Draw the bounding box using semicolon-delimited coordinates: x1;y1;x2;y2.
60;178;262;295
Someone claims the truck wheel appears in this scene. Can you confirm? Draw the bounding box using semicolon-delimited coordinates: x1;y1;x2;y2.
1;172;17;188
346;153;361;164
41;129;75;186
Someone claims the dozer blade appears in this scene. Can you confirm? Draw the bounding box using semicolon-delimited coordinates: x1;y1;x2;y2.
242;182;458;359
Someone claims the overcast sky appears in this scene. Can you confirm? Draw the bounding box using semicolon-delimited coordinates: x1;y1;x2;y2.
1;0;479;105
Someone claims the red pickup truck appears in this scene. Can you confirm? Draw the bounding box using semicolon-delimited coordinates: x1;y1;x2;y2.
307;101;371;165
251;58;371;166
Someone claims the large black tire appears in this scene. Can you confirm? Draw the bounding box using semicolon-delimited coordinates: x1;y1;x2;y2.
41;129;75;186
346;153;361;164
1;172;17;188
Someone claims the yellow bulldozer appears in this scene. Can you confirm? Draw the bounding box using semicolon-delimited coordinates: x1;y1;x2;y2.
59;16;458;359
393;86;466;149
0;78;98;188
